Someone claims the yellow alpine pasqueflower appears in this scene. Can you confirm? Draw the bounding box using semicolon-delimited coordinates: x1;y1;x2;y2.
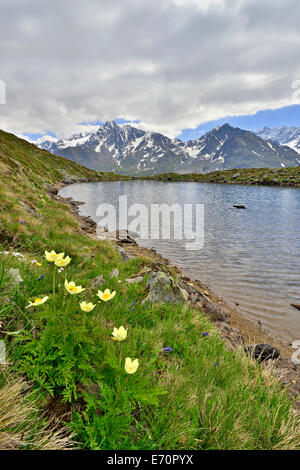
97;289;116;302
65;279;85;295
26;296;49;308
55;256;71;267
45;250;64;263
125;357;139;374
80;301;96;312
112;326;127;342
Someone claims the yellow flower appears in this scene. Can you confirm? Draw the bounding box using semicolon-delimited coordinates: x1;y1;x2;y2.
96;289;116;302
45;250;65;263
64;279;85;295
32;260;42;266
80;301;96;312
112;326;127;342
26;296;49;308
55;256;71;267
125;357;139;374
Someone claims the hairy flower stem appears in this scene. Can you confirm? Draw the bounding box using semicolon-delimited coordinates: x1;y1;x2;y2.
52;264;56;296
102;303;107;317
66;296;72;315
114;375;129;406
119;342;122;369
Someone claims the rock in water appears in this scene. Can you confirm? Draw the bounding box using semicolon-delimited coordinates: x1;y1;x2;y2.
142;271;188;305
245;343;280;362
291;304;300;311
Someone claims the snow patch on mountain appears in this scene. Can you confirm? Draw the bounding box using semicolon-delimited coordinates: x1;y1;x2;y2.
256;126;300;154
37;121;300;175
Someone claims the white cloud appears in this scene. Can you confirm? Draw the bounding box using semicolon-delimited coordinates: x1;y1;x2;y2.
0;0;300;138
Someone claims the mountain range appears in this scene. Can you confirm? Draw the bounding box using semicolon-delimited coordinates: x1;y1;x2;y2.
255;126;300;154
38;121;300;175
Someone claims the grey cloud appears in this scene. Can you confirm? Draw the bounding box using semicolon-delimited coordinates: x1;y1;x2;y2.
0;0;299;137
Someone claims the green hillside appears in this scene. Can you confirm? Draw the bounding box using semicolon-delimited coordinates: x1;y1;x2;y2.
0;130;299;450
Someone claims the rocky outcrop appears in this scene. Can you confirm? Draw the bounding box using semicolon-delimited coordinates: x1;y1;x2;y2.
58;169;82;185
96;227;136;244
142;271;189;305
179;280;231;323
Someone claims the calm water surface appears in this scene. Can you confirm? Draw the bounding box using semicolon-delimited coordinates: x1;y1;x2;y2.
59;181;300;343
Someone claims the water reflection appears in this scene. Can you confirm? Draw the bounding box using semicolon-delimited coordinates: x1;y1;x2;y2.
59;181;300;343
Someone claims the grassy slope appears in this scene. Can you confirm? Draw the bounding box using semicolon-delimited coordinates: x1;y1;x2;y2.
0;130;300;450
144;167;300;186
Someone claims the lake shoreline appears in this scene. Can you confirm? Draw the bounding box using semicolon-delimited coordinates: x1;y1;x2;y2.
138;166;300;187
2;126;300;448
54;180;300;405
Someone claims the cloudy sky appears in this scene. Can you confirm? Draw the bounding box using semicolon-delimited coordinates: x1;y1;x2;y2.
0;0;300;140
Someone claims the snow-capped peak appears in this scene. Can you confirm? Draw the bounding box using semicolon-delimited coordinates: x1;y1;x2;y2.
36;121;300;175
256;126;300;154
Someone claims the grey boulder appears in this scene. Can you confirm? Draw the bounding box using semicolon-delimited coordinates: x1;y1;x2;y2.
142;271;188;305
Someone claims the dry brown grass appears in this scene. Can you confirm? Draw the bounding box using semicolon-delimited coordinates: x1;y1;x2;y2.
0;376;74;450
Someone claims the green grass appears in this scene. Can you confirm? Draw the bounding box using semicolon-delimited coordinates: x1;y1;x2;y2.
143;167;300;186
0;129;300;450
1;249;300;450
